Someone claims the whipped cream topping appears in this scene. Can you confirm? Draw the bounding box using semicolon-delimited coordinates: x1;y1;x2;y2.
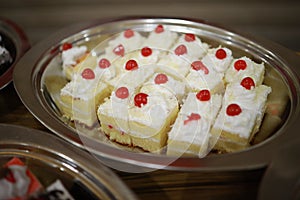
144;72;187;103
158;52;193;77
225;56;265;85
201;46;232;73
143;26;178;50
105;30;145;56
213;82;271;139
61;73;104;100
61;46;87;70
175;34;209;59
180;92;222;122
186;62;225;94
128;85;178;135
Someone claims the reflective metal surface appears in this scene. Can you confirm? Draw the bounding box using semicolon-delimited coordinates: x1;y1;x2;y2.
0;124;138;200
0;18;30;89
13;17;300;171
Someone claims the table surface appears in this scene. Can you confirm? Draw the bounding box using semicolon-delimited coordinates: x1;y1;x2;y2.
1;1;300;199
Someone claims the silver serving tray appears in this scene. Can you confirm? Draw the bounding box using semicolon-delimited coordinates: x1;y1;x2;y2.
0;17;30;90
13;16;300;172
0;124;137;199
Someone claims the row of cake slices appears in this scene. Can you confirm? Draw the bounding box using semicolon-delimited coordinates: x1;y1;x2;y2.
59;25;271;155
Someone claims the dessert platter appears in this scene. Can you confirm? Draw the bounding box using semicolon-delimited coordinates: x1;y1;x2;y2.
0;18;30;90
0;124;137;200
13;17;300;171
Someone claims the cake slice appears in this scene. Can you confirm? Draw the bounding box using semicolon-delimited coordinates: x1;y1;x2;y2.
211;77;272;152
224;56;265;85
61;43;88;80
60;67;112;127
128;84;179;153
97;86;135;145
185;46;232;94
167;90;222;157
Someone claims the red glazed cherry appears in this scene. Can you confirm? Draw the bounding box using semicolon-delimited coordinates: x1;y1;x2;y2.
99;58;111;69
108;125;113;129
196;89;211;101
134;93;148;107
125;59;138;71
154;73;168;84
81;68;95;80
175;45;187;56
124;29;134;38
141;47;152;57
226;104;242;116
215;48;227;59
241;77;255;90
62;42;72;51
113;44;125;56
184;33;196;42
234;59;247;71
155;24;164;33
184;113;201;125
115;87;129;99
191;61;209;74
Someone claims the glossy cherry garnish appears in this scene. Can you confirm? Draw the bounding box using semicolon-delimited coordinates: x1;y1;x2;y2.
226;104;242;116
184;33;196;42
191;61;209;74
134;93;148;107
62;42;72;51
81;68;95;80
196;89;211;101
99;58;111;69
113;44;125;56
175;44;187;56
115;87;129;99
141;47;152;57
155;24;164;33
124;29;134;38
108;125;113;129
154;73;168;84
241;77;255;90
234;59;247;71
215;48;227;59
184;113;201;125
125;59;138;71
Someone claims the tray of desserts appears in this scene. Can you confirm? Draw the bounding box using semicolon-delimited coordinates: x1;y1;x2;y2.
0;18;30;90
0;124;137;199
13;16;300;172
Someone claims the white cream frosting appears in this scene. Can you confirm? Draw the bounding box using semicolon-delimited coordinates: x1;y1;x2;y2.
105;30;145;56
108;63;155;89
158;53;193;77
225;56;265;85
175;34;209;59
201;46;232;73
213;82;271;139
186;62;225;94
62;46;87;70
61;73;106;101
128;85;178;136
143;72;187;103
143;27;178;50
180;92;222;122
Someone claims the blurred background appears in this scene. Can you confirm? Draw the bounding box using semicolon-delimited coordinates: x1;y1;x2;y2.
1;0;300;51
